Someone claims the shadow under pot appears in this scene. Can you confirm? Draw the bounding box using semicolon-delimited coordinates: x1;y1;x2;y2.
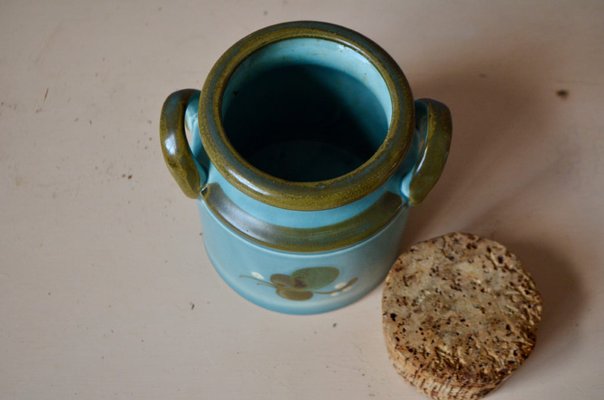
160;21;452;314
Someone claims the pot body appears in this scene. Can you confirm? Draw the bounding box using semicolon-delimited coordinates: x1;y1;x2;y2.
160;21;452;314
187;101;411;313
199;201;408;314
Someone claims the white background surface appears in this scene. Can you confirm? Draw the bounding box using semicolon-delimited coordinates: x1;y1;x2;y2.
1;1;603;399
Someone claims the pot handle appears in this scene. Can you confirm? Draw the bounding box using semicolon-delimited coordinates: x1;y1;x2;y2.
401;99;452;206
160;89;208;199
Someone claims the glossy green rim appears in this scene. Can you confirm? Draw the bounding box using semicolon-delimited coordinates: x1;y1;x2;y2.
199;21;414;210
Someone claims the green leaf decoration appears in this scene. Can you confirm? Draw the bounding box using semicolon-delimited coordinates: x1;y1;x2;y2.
290;267;339;290
242;267;357;302
270;274;293;288
277;288;313;301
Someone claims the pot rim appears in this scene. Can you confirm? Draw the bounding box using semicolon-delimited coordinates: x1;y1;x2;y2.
199;20;414;211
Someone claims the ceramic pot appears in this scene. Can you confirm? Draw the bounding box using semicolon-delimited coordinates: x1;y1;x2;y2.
160;21;452;314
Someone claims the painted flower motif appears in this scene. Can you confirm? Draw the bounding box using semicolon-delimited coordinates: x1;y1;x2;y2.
250;271;264;280
241;267;358;301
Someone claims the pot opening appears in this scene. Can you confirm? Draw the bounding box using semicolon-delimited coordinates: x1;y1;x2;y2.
221;37;392;182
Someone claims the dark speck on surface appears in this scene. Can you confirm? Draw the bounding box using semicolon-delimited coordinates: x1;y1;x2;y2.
556;89;569;99
190;302;195;310
127;174;132;179
263;10;268;15
332;322;337;328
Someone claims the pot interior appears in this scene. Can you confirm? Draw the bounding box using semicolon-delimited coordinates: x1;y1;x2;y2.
221;37;392;182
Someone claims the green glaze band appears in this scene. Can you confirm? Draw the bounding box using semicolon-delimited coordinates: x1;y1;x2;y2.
199;21;414;211
408;99;452;206
160;89;206;199
203;184;404;252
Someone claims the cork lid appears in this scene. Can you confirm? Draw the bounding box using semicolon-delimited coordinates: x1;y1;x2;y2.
382;232;542;400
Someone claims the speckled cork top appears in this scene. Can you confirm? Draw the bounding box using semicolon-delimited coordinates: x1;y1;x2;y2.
382;232;542;400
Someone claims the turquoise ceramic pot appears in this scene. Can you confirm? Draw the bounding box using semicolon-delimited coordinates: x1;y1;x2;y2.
160;21;452;314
